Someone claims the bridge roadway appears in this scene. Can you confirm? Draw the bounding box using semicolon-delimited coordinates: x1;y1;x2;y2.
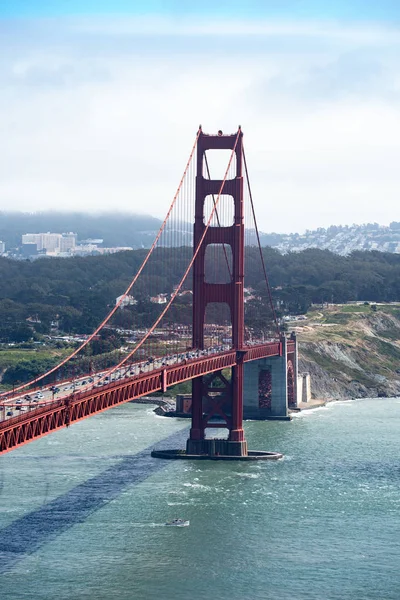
0;341;292;454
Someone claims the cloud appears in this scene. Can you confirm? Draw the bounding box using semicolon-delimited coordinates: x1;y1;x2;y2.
9;60;111;88
0;16;399;232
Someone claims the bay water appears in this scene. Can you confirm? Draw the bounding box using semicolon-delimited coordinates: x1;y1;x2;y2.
0;398;399;600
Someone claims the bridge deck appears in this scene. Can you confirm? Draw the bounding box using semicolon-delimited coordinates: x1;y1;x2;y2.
0;342;293;454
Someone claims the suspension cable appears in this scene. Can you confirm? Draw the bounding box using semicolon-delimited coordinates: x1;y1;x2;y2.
2;129;202;398
100;130;241;379
242;145;280;338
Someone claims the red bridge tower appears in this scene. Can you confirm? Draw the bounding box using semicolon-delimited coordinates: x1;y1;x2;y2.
186;127;248;457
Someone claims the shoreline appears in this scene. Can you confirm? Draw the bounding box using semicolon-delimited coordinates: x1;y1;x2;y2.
130;394;400;420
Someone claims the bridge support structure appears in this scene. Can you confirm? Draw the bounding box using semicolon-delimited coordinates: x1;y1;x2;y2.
243;333;298;420
186;127;248;457
152;127;283;461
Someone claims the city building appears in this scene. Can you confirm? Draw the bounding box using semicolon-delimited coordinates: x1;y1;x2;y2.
79;238;104;245
59;233;77;252
115;295;137;308
20;243;38;258
0;240;5;254
150;294;168;304
21;232;77;255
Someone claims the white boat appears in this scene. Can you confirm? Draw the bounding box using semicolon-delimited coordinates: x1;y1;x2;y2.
165;518;190;527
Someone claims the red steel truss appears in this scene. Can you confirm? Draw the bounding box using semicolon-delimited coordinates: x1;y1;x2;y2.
0;343;287;454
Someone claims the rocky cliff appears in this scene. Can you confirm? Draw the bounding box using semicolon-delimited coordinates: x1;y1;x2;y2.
293;304;400;400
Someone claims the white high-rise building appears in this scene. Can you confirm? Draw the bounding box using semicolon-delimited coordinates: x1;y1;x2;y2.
59;233;77;253
0;241;5;254
22;233;43;248
41;233;62;253
21;232;77;254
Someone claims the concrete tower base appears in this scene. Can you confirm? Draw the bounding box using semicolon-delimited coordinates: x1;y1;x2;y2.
186;438;248;457
151;447;283;461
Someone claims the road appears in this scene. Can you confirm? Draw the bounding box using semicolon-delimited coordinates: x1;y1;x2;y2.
0;345;232;422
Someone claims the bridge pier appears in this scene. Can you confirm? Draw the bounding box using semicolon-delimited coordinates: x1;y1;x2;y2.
186;438;248;457
243;334;298;420
152;362;283;460
151;127;283;462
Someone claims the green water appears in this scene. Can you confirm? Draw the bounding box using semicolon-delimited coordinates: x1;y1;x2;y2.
0;398;399;600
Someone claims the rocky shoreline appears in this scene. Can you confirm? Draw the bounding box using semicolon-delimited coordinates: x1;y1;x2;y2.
131;306;400;416
295;305;400;402
129;396;176;415
131;395;329;418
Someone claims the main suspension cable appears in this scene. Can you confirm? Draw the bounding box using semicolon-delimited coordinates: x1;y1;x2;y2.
242;146;280;338
101;130;241;378
2;128;202;398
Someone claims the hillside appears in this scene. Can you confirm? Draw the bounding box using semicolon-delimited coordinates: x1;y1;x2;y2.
1;212;400;256
293;304;400;400
0;247;399;341
0;212;162;250
260;222;400;255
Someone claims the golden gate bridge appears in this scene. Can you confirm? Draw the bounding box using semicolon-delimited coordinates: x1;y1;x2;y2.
0;127;297;459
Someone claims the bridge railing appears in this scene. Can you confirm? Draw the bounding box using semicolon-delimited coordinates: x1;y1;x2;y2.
0;342;284;433
0;398;64;430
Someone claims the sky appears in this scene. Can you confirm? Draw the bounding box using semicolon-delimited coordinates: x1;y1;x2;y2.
1;1;399;233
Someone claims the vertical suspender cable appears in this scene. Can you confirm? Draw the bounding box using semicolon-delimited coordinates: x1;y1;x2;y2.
103;131;241;377
242;146;280;338
4;129;202;397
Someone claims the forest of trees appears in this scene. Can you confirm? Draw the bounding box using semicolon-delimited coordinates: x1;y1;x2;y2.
0;246;399;343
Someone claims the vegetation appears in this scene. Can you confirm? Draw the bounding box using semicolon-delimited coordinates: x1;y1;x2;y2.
0;247;399;340
0;345;73;390
295;303;400;399
1;239;399;396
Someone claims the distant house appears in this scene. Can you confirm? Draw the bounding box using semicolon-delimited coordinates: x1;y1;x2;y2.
116;295;137;308
150;294;168;304
26;316;41;324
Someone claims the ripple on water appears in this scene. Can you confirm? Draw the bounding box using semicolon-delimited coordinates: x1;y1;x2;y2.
0;399;399;600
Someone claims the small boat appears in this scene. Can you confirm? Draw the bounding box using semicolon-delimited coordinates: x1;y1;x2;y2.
165;518;190;527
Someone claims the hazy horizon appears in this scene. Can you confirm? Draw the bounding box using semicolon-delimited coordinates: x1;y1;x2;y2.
0;209;398;237
1;1;399;232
